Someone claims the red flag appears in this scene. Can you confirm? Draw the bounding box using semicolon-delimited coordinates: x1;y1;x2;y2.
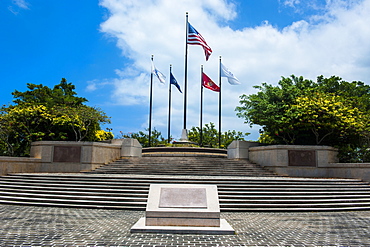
202;72;220;92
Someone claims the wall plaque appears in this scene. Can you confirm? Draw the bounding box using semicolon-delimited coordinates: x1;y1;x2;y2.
288;150;316;167
53;146;81;162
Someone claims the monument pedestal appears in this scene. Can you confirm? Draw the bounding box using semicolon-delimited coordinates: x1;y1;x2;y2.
130;218;234;234
130;184;235;234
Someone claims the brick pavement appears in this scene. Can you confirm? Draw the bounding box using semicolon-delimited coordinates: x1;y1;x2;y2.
0;204;370;246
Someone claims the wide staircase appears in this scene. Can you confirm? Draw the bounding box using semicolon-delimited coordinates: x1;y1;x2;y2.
88;157;276;176
1;155;370;211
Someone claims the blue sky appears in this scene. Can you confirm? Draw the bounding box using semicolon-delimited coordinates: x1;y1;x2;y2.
1;0;370;141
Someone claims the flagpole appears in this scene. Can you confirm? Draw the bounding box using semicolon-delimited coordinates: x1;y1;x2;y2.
149;55;154;147
200;65;203;146
168;65;172;144
218;56;222;148
183;12;189;132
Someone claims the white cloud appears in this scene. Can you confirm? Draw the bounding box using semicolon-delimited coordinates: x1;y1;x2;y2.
8;0;29;14
283;0;301;8
13;0;29;9
86;80;98;92
98;0;370;140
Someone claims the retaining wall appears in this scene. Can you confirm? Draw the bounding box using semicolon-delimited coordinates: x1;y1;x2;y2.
2;140;370;183
0;139;142;175
0;156;41;175
228;140;370;183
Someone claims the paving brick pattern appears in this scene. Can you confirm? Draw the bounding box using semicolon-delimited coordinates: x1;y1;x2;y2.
1;205;370;246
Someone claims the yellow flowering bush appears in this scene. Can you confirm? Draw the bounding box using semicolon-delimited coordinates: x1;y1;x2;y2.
0;79;111;156
95;130;114;141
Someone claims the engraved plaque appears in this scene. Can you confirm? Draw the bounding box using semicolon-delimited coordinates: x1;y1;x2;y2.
159;188;207;208
288;150;316;167
53;146;81;162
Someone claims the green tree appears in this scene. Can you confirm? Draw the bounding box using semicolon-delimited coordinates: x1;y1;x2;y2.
188;122;248;148
12;78;87;106
121;129;166;147
121;124;248;148
0;79;112;156
236;75;370;162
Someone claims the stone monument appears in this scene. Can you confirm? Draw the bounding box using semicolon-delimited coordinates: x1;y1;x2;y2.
130;184;235;234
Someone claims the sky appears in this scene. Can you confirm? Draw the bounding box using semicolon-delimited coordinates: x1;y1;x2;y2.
1;0;370;141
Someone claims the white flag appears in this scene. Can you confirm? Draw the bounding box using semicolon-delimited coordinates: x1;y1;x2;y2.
151;61;166;83
220;63;240;85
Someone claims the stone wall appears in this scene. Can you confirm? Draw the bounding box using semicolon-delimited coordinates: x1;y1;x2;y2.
30;141;123;173
248;145;339;167
0;156;41;175
0;139;142;175
228;140;370;183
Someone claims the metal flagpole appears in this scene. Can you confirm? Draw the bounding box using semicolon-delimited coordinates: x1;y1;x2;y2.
183;12;189;132
218;56;222;148
168;65;172;143
149;55;154;147
200;65;204;146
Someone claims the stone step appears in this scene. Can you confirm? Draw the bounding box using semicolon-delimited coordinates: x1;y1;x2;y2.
1;173;370;211
2;176;368;187
1;180;369;190
2;173;367;184
89;156;275;177
0;179;368;190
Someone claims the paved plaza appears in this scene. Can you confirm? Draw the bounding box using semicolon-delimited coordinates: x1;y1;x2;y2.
0;204;370;246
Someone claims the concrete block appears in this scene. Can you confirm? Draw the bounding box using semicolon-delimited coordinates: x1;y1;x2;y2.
227;140;260;159
130;218;235;235
121;138;142;157
180;129;189;141
145;184;220;227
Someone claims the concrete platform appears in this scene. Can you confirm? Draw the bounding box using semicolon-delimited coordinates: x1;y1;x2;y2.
130;217;235;234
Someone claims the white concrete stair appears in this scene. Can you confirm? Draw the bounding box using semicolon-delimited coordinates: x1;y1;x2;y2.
1;174;370;211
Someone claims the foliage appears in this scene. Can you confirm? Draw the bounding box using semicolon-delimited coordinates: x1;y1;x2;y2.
120;129;167;147
120;123;248;148
188;122;248;148
0;79;111;156
11;78;87;106
236;75;370;162
95;130;114;141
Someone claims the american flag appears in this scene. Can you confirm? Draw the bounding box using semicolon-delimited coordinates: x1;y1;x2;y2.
187;22;212;61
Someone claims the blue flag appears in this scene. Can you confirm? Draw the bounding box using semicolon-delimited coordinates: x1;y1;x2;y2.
170;72;182;93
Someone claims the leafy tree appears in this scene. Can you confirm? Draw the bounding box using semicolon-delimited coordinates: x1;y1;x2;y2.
121;124;248;148
12;78;87;106
121;129;167;147
236;75;370;162
222;129;249;148
0;79;112;156
287;92;366;145
188;122;248;148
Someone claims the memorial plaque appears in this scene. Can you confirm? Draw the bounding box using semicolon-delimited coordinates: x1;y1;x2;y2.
131;184;235;234
288;150;316;167
53;146;81;162
159;188;207;208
